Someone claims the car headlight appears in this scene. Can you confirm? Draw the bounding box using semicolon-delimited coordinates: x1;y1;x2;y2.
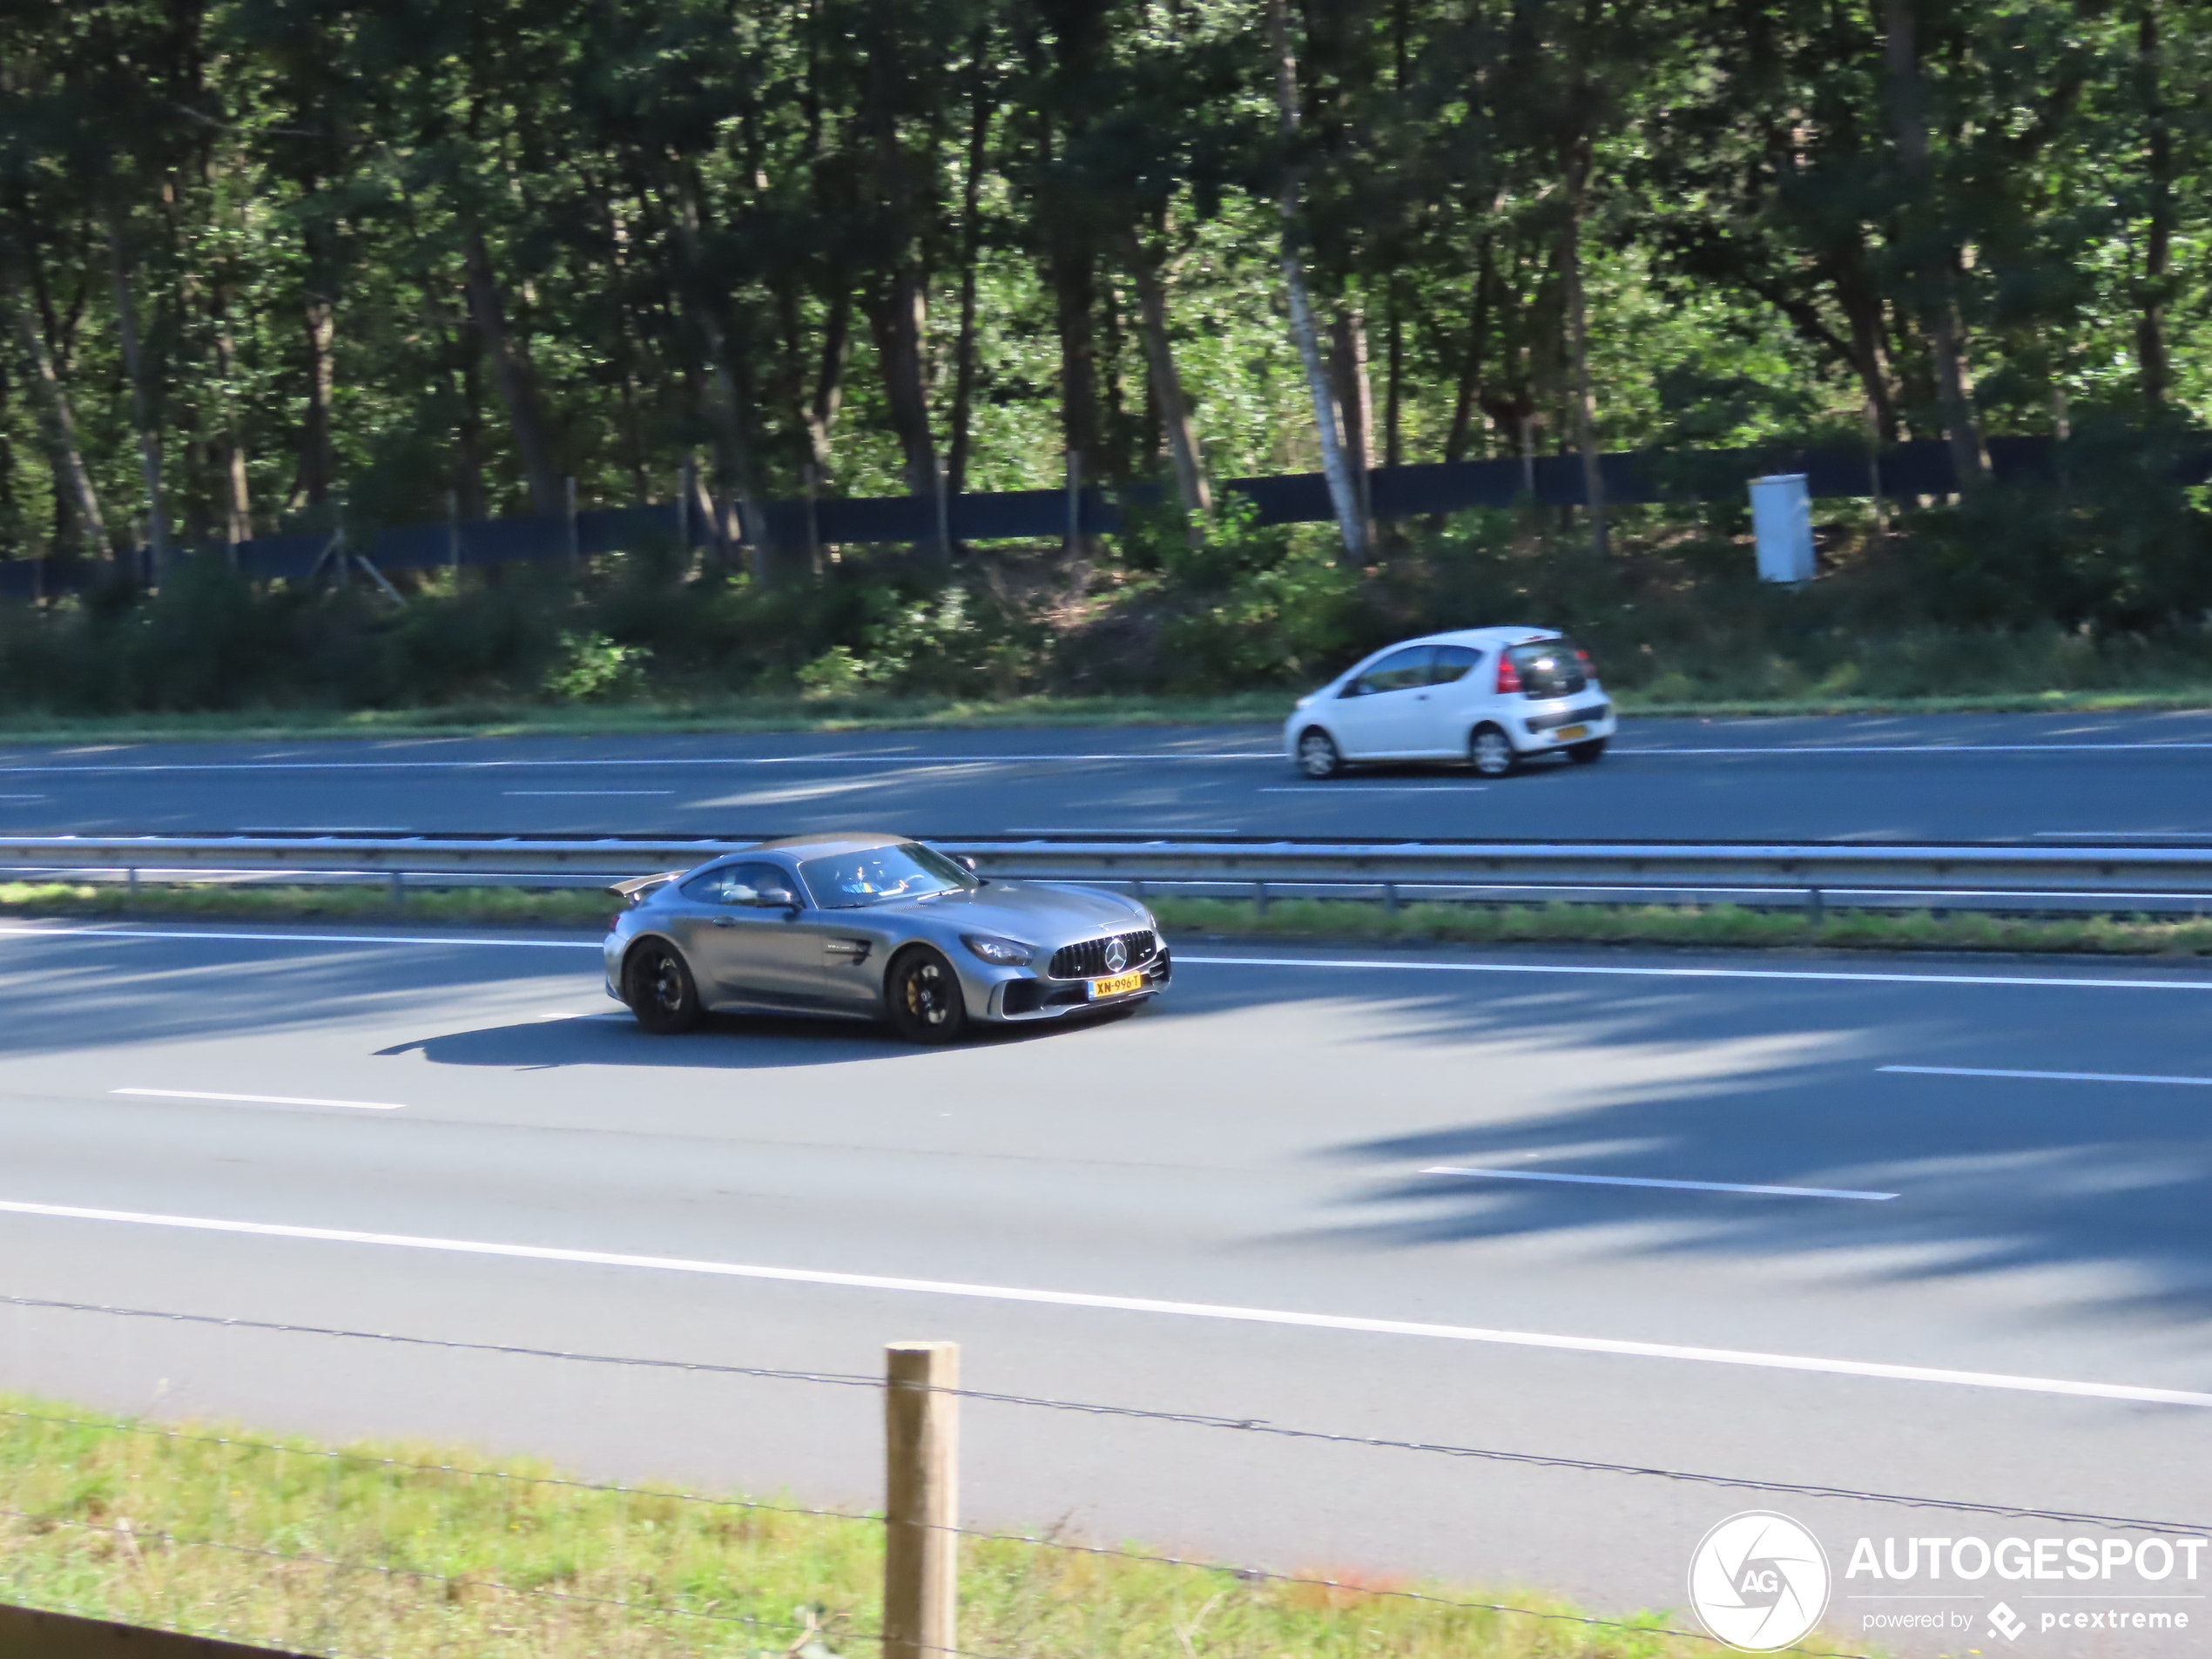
962;934;1036;966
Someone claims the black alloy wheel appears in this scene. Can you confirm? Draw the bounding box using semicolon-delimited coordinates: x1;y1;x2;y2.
625;941;701;1034
887;947;970;1045
1567;737;1608;765
1469;724;1519;778
1297;727;1344;779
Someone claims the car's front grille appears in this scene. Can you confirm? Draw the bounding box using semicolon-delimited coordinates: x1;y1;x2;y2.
1049;929;1159;981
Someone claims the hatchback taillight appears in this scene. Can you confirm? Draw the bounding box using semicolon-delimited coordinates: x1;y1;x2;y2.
1494;654;1523;694
1575;647;1595;679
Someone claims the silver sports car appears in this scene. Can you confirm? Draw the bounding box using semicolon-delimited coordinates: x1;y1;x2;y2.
603;832;1170;1042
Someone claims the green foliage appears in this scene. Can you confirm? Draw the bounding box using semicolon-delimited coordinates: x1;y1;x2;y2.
542;631;652;701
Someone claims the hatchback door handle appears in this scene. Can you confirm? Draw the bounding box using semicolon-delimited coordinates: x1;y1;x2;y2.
712;916;738;927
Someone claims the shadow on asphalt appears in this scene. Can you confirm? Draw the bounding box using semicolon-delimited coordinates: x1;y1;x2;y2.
1271;966;2212;1328
372;1005;1136;1069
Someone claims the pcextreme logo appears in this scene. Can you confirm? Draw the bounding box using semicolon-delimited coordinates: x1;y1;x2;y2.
1688;1511;1832;1652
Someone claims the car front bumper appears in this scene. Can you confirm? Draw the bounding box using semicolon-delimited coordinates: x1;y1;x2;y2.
986;945;1173;1021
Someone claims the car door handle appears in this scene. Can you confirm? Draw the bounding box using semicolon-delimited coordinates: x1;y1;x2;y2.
712;916;738;927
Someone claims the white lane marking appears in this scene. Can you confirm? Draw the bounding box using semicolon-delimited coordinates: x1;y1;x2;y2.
1421;1165;1898;1201
0;1197;2201;1407
0;753;1284;775
112;1089;404;1111
1625;742;2212;755
502;790;675;797
2032;831;2212;840
1258;786;1489;793
1177;952;2212;992
1882;1064;2212;1087
0;924;597;949
0;794;49;800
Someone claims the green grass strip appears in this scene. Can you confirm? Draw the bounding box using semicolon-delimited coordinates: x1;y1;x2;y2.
0;1393;1740;1658
5;881;2211;959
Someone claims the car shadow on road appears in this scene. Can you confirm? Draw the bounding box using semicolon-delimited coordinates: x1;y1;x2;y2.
1264;969;2212;1330
374;1005;1140;1070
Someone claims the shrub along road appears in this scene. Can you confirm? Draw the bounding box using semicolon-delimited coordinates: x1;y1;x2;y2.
2;709;2212;842
0;921;2205;1656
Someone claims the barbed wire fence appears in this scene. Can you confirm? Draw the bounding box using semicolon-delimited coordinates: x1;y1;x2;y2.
2;1292;2201;1659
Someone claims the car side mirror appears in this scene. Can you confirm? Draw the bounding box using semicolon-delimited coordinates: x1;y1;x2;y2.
954;855;978;873
754;886;798;911
1339;679;1368;698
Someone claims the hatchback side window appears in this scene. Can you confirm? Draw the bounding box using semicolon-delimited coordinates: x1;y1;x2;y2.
681;861;788;907
1429;645;1480;684
1344;645;1434;697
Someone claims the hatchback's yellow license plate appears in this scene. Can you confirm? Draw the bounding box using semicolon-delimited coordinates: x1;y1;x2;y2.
1089;972;1144;998
1554;724;1589;742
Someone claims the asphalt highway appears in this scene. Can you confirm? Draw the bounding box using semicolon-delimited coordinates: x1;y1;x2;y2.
0;919;2207;1656
3;708;2212;842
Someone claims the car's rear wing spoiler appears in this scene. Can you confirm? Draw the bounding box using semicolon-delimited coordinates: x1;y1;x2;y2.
608;871;684;900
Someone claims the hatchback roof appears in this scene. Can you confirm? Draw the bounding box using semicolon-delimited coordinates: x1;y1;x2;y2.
1393;624;1561;650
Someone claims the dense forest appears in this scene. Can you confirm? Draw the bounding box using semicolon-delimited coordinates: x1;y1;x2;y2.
0;0;2207;711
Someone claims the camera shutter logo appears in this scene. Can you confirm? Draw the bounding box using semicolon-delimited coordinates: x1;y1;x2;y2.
1688;1511;1831;1652
1103;938;1128;974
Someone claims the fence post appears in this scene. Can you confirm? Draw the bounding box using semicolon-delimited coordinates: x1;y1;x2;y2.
447;490;462;587
803;462;824;575
883;1341;959;1659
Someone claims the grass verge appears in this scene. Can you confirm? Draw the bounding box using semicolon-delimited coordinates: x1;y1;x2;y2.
0;682;2210;745
0;1393;1734;1658
5;880;2212;958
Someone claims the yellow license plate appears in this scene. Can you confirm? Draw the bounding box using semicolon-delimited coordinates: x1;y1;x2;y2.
1089;972;1144;999
1553;724;1588;742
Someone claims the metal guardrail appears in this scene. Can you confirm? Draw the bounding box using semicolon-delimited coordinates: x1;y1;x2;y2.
3;833;2212;917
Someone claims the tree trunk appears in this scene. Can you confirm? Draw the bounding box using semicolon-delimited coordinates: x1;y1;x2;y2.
211;283;253;543
806;286;852;476
1267;0;1369;565
462;224;563;517
104;210;169;571
1879;0;1988;491
1444;245;1493;462
1123;234;1211;523
1328;305;1376;536
947;31;995;501
1561;138;1607;557
5;260;107;552
294;198;339;513
2136;0;2172;415
866;269;941;508
1383;289;1404;469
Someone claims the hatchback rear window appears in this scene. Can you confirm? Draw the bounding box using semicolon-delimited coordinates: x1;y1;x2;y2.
1505;638;1588;698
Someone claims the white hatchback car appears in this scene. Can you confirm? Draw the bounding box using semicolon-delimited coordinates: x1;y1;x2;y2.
1283;627;1617;779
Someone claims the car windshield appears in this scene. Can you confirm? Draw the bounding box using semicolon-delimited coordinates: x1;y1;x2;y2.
1505;638;1588;698
799;842;978;908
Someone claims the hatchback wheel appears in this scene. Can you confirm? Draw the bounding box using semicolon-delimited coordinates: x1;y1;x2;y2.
887;947;970;1044
625;941;701;1034
1296;727;1344;779
1469;725;1519;778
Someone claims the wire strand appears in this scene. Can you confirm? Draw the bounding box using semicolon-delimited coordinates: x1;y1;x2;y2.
7;1291;2200;1537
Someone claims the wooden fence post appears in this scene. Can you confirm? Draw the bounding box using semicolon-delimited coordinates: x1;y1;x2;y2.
883;1341;959;1659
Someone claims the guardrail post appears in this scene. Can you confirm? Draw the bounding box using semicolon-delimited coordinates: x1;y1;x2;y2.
1807;886;1823;927
126;867;139;901
884;1341;959;1659
1383;880;1399;916
388;871;405;912
1253;879;1269;915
